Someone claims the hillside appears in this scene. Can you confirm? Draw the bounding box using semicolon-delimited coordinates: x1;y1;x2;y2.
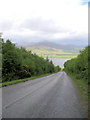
25;41;83;58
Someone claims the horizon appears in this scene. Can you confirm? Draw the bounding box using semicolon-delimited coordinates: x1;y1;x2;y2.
15;40;88;48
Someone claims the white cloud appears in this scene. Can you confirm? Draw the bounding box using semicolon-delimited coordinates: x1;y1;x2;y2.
0;0;88;46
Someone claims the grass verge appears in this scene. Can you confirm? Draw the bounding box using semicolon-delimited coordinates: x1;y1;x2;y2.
67;73;88;117
66;73;88;101
0;73;56;87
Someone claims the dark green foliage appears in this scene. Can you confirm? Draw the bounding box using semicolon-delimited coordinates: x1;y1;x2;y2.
0;37;2;82
2;40;60;82
64;46;89;80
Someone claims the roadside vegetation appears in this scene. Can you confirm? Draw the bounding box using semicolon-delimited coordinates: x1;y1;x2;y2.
0;73;54;87
2;39;60;83
64;46;89;101
0;37;2;83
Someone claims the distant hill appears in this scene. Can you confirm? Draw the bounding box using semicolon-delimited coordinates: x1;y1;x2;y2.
27;41;83;50
24;41;83;58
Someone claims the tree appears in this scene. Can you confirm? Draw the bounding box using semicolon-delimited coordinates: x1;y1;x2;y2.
2;40;60;82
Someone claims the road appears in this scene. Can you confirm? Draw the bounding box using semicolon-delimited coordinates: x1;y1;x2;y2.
2;72;87;118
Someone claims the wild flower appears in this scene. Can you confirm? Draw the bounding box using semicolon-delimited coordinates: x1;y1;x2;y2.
24;65;28;68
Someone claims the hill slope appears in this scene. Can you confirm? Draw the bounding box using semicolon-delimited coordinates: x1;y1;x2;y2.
25;41;83;58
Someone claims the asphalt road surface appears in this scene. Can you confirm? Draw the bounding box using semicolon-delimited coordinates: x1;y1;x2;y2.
2;72;87;118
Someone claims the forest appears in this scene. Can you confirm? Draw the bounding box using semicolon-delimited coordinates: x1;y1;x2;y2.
2;40;60;82
64;46;89;81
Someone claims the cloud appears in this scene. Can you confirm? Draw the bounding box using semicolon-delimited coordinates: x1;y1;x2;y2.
20;17;69;35
80;0;89;5
0;20;13;31
0;0;88;47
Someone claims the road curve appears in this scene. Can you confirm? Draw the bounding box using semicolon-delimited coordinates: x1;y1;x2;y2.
2;72;86;118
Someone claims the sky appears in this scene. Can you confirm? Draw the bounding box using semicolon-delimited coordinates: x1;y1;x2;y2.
0;0;89;46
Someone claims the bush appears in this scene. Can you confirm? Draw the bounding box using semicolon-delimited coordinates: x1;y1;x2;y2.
64;46;89;81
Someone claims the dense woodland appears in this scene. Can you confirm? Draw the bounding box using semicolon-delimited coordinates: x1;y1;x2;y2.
2;40;60;82
64;46;89;81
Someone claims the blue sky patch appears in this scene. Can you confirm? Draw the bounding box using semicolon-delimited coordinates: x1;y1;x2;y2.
80;0;89;5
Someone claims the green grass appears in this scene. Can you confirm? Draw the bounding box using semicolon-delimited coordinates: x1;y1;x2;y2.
66;73;88;101
0;73;56;87
40;55;77;58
